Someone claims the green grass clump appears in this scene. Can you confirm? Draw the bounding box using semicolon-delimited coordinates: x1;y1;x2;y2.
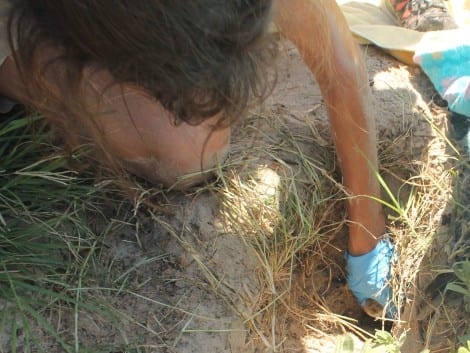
0;114;123;352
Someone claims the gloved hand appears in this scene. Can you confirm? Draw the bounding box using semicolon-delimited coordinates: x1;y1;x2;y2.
346;237;397;318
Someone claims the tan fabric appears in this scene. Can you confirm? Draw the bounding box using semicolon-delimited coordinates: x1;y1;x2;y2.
338;0;470;65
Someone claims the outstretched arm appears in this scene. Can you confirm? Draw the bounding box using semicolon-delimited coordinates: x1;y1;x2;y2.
275;0;386;255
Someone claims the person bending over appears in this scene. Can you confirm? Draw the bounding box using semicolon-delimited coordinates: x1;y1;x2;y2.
0;0;395;317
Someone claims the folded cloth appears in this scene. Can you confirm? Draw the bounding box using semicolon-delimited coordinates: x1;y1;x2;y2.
414;29;470;119
339;1;421;65
346;237;397;318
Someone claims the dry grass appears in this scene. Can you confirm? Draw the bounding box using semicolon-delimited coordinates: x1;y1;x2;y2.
10;97;459;352
210;107;366;350
3;60;467;353
176;99;468;352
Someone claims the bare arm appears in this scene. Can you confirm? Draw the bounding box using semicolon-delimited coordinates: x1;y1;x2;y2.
275;0;386;255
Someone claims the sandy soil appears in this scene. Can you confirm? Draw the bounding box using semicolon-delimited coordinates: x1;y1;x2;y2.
4;42;468;353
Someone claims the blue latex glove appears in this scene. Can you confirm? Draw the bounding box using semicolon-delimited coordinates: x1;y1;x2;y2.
346;237;396;318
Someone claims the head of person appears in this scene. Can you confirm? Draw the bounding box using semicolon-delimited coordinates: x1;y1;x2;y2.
8;0;277;127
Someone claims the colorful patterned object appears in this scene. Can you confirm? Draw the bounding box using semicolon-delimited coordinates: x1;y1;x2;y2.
414;30;470;119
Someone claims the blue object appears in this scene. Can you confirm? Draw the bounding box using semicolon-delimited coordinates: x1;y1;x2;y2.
346;237;396;318
414;32;470;119
414;30;470;154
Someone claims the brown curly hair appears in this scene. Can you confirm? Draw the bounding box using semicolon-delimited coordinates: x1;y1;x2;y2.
8;0;277;128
